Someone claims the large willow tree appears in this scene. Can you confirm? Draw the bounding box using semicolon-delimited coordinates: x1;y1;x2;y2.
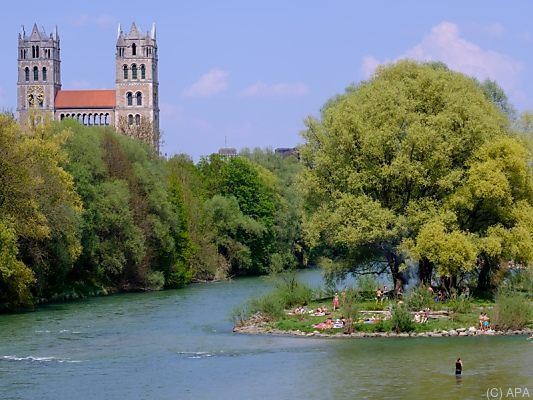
300;60;533;291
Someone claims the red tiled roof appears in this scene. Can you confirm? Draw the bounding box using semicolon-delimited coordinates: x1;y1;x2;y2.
55;90;116;109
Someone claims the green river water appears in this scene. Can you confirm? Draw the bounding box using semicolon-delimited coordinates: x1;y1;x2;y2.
0;269;531;400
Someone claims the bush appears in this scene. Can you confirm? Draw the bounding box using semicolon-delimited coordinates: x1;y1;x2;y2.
248;293;284;320
492;290;532;330
447;297;472;320
147;271;165;290
391;303;415;333
272;272;314;308
405;285;435;311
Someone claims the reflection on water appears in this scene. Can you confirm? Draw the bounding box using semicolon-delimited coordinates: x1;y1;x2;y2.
0;269;531;400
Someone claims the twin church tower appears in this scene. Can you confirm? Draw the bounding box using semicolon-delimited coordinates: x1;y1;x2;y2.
17;23;160;149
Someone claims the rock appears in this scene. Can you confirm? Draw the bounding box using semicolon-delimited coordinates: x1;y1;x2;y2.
306;332;314;337
456;328;466;333
441;330;448;336
459;332;468;336
448;329;458;336
432;333;442;337
468;326;477;333
398;333;409;338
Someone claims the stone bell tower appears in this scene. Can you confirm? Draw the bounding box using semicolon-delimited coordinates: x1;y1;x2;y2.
17;24;61;124
115;22;160;149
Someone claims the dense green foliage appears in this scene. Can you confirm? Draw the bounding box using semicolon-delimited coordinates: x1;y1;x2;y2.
0;116;304;310
299;60;533;294
2;59;533;314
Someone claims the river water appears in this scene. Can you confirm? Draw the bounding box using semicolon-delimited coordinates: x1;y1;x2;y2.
0;269;531;400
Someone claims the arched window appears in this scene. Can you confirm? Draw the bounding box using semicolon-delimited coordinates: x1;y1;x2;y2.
42;67;47;81
123;65;128;79
132;43;136;56
36;46;39;58
128;114;134;125
32;45;35;58
33;66;38;81
136;92;142;106
135;114;140;125
126;92;133;106
141;64;146;79
25;67;30;81
131;64;137;79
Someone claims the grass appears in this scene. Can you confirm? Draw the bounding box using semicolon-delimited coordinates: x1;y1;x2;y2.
237;275;532;334
252;296;503;334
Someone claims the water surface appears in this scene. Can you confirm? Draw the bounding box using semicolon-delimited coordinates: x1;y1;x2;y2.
0;269;531;399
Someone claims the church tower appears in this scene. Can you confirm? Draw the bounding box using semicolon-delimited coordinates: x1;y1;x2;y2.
17;24;61;124
115;22;160;150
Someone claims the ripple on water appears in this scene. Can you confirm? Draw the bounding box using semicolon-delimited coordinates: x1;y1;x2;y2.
1;355;83;363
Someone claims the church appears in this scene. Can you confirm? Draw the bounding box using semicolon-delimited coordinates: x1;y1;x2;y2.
17;22;160;150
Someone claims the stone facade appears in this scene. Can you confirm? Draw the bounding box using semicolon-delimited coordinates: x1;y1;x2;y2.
17;23;159;150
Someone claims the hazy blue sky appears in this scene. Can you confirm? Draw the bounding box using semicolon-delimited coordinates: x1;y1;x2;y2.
2;1;533;159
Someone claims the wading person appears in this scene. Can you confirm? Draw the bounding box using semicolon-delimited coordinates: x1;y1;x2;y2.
455;358;463;376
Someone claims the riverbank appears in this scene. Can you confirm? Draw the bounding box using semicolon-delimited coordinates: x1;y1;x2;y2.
233;314;533;338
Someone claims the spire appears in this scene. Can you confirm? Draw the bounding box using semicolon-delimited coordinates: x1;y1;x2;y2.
20;25;26;39
117;23;122;39
54;25;59;41
128;22;140;39
151;22;156;40
30;23;41;41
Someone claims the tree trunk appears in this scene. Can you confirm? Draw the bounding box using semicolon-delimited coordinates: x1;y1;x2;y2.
418;257;433;285
386;251;404;293
476;254;497;293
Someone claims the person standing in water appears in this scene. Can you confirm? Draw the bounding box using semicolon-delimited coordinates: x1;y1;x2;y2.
455;358;463;376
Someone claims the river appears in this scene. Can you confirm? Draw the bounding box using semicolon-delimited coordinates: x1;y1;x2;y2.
0;269;531;400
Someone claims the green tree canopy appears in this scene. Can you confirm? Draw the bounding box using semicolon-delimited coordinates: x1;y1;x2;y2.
299;60;515;289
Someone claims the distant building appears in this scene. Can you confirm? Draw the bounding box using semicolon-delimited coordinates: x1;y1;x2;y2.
218;147;237;158
275;147;299;159
17;22;160;150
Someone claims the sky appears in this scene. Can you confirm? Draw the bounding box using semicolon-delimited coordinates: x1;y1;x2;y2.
2;0;533;159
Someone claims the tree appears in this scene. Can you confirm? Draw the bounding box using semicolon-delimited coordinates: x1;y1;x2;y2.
0;114;82;302
198;155;278;275
299;60;509;290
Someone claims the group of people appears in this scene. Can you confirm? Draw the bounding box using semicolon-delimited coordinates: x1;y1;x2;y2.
375;286;392;303
479;312;491;331
414;308;430;323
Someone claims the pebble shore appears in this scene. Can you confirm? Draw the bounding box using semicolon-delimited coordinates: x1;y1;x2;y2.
233;324;533;338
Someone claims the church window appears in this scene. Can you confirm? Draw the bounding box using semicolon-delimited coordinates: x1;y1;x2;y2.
128;114;134;125
127;92;133;106
36;46;39;58
33;66;38;81
136;92;142;106
141;64;146;79
32;46;35;58
25;67;30;81
123;65;128;79
135;114;140;125
42;67;47;81
132;43;136;56
132;64;137;79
